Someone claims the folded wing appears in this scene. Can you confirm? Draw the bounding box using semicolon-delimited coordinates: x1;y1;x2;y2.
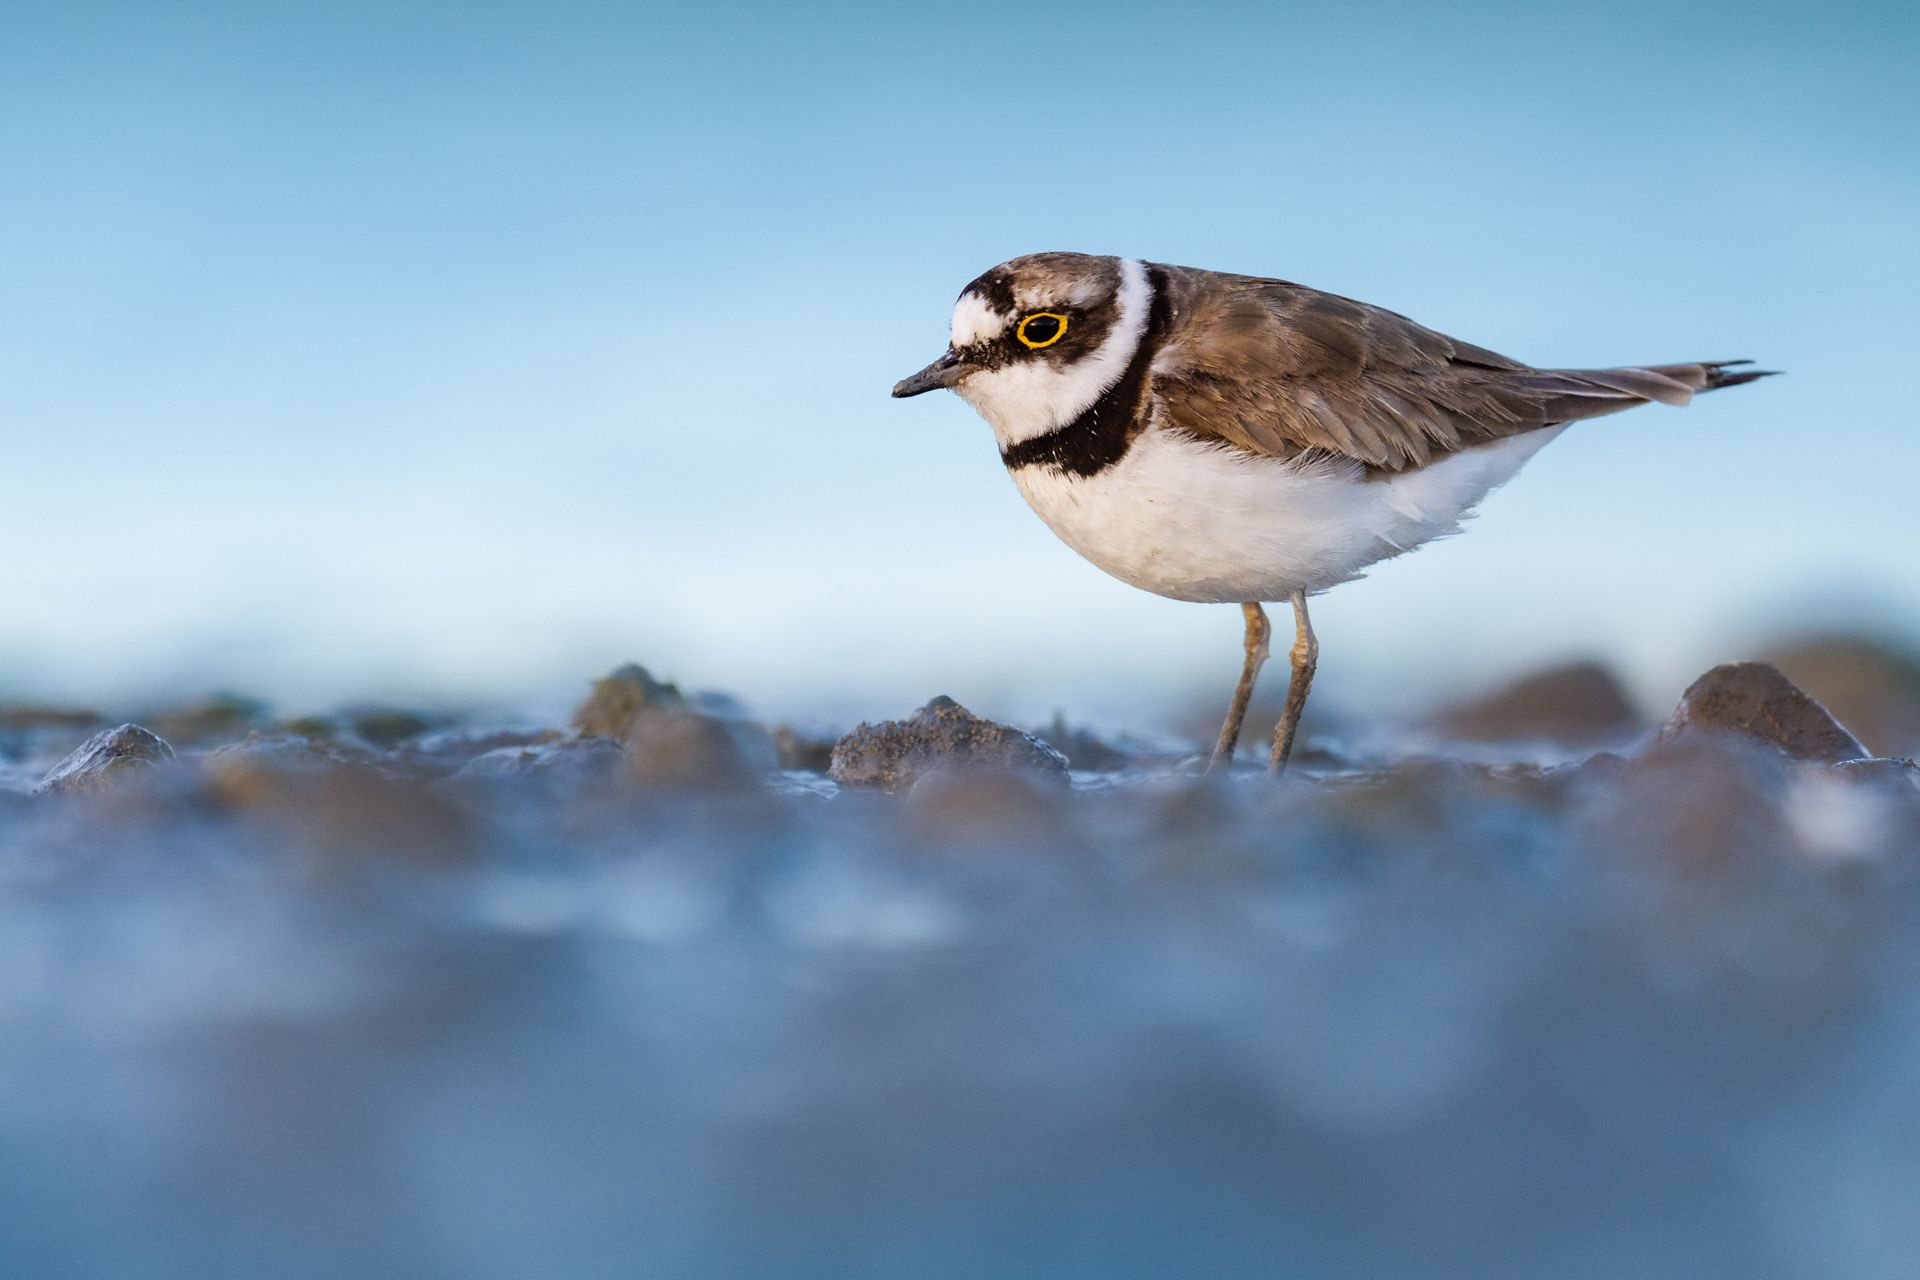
1149;264;1772;474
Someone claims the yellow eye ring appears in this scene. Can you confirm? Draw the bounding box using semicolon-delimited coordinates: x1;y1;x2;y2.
1016;312;1069;350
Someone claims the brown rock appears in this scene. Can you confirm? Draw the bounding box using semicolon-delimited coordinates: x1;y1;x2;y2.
1431;660;1642;747
625;711;756;788
572;664;684;740
828;696;1069;792
36;724;177;795
1657;662;1868;764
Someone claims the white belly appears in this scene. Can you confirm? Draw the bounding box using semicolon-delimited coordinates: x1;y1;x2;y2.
1007;427;1566;603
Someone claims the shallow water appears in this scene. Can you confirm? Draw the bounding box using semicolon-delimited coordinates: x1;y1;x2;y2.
0;730;1917;1279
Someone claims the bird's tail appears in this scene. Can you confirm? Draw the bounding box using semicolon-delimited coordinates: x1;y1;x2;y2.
1562;360;1780;406
1511;359;1779;423
1638;359;1781;399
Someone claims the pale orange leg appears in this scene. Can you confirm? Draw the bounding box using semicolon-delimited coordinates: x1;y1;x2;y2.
1208;602;1271;771
1268;590;1318;774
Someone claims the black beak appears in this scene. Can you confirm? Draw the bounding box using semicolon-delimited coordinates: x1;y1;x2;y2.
892;349;971;398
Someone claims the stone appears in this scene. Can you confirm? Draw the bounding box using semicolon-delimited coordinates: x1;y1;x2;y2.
625;711;756;788
904;768;1076;846
35;724;177;795
828;696;1069;793
1431;660;1642;747
572;664;684;740
1656;662;1868;764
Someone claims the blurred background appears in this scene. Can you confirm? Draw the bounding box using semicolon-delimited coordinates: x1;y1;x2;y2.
3;0;1916;730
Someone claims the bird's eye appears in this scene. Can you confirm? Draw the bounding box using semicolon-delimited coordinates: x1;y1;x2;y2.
1016;312;1068;350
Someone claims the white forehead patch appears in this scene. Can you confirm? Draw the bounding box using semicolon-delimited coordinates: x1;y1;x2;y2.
950;291;1009;348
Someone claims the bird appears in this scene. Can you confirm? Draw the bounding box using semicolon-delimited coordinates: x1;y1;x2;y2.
892;253;1773;772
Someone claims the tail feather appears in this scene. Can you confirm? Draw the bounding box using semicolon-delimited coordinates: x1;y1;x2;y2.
1643;359;1781;395
1509;359;1779;424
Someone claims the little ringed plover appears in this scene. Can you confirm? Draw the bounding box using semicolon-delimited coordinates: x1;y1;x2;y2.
892;252;1774;771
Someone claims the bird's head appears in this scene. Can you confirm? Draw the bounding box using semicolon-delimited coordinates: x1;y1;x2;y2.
892;252;1152;447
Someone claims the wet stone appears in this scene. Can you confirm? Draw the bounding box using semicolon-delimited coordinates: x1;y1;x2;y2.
36;724;177;796
1657;662;1868;764
829;696;1070;793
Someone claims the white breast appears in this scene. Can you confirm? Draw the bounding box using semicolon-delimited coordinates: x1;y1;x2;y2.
1007;426;1566;603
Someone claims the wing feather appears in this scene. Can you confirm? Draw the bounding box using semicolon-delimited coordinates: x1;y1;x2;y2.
1147;264;1763;473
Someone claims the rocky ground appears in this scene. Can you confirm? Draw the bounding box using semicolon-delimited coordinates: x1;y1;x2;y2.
1;656;1917;1278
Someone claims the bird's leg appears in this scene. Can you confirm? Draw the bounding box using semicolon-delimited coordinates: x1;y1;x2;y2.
1208;602;1271;771
1268;590;1318;774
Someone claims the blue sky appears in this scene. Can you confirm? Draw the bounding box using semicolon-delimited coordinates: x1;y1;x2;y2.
2;1;1916;725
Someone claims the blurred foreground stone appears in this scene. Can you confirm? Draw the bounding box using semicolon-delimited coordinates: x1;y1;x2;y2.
1658;661;1868;763
204;733;471;861
829;696;1070;792
624;709;760;787
35;724;176;795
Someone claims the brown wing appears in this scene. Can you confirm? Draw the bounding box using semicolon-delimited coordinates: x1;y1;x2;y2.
1148;263;1767;473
